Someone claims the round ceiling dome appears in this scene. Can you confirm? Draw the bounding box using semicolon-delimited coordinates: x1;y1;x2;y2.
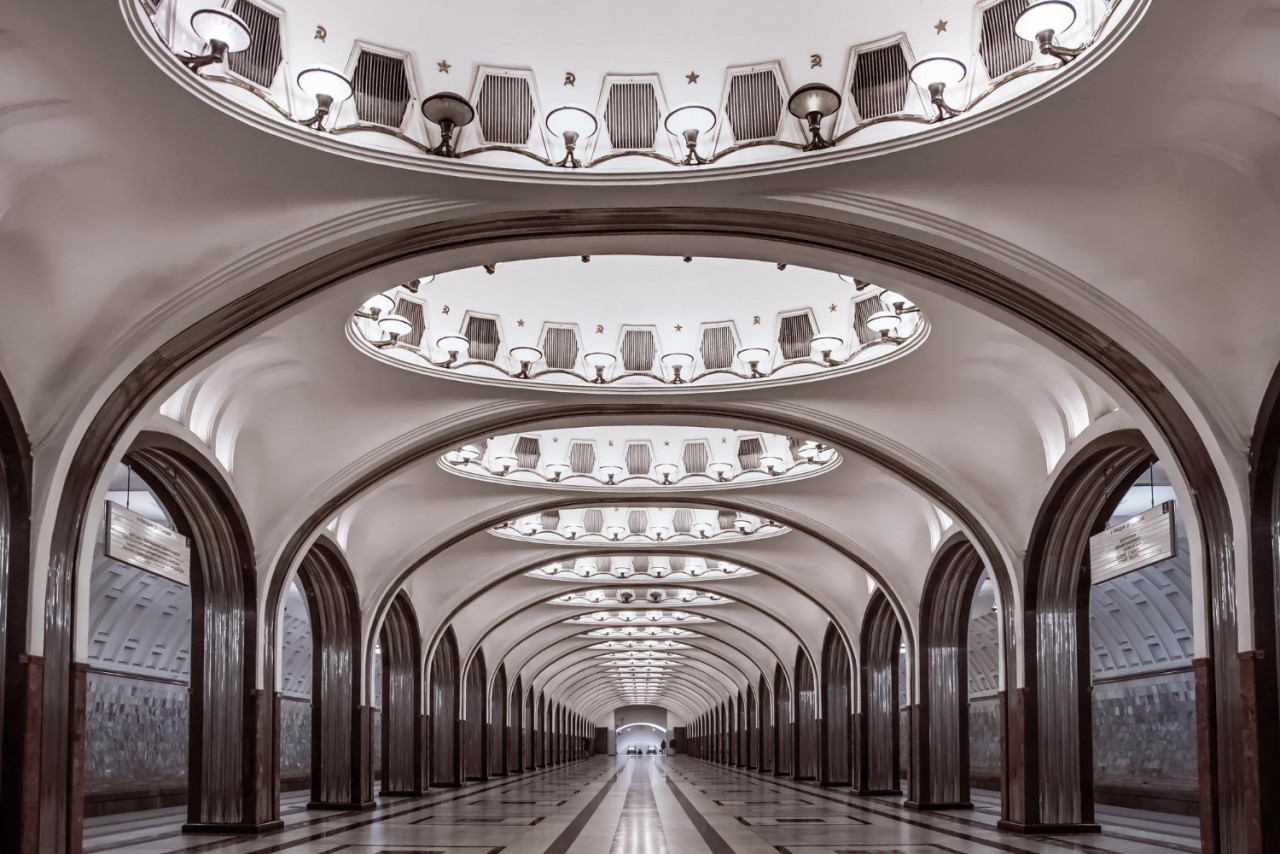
441;426;838;490
351;256;927;393
131;0;1141;180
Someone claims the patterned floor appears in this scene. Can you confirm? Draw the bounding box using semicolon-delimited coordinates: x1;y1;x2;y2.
82;757;1201;853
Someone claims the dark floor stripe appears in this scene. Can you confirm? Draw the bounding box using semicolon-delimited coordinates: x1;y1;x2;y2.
542;765;622;854
660;763;735;854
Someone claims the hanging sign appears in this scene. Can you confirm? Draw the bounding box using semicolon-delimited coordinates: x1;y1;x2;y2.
104;500;191;586
1089;500;1177;584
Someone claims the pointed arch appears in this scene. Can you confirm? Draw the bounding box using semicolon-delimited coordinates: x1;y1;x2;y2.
758;674;773;774
524;684;536;770
463;650;487;780
746;683;758;769
507;674;523;774
379;592;423;796
821;623;854;786
490;663;508;776
429;627;460;786
774;661;793;776
859;590;903;795
794;646;819;780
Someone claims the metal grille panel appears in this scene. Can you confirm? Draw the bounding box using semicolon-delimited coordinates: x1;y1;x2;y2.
604;83;660;150
393;298;425;347
464;316;500;361
353;52;411;128
514;436;541;469
699;326;735;370
980;0;1033;79
540;511;560;530
569;442;596;474
682;442;710;474
625;443;652;476
717;510;738;530
621;329;656;372
542;327;579;370
737;437;764;470
778;313;815;360
476;74;535;145
628;510;649;534
853;297;880;345
726;70;783;141
851;44;909;119
228;1;282;87
672;509;694;533
583;509;605;534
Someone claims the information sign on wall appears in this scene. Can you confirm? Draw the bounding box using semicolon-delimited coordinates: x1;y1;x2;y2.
1089;500;1177;584
104;500;191;586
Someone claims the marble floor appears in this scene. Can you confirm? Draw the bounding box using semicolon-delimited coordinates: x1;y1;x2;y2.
83;757;1200;854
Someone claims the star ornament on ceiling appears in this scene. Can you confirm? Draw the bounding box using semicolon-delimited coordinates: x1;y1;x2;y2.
438;59;451;73
829;303;838;312
674;324;683;332
686;71;700;84
934;19;948;34
517;319;526;327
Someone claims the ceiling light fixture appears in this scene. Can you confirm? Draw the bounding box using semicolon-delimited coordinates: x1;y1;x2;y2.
296;66;354;130
374;314;413;348
422;92;475;157
599;464;624;485
654;462;679;485
707;461;734;482
493;454;519;476
1015;1;1083;64
664;105;717;165
545;106;598;168
563;523;585;540
736;347;772;378
181;9;251;72
606;525;627;542
759;455;784;475
356;293;395;320
509;346;543;379
583;352;616;384
787;83;841;150
810;335;843;367
435;335;470;368
545;462;572;482
661;353;695;384
910;56;967;121
691;521;714;539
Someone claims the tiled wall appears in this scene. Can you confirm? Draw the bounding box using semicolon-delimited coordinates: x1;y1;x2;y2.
280;696;312;780
1093;669;1197;794
969;696;1002;779
86;672;188;794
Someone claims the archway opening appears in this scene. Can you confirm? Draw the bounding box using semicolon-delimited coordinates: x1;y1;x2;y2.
429;629;460;786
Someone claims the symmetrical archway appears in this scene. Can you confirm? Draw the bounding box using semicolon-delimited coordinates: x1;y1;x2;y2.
379;592;423;796
821;624;854;786
859;591;903;795
429;628;461;786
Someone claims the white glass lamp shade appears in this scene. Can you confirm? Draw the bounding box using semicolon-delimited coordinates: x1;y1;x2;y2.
733;518;752;533
650;525;673;540
190;9;252;52
787;83;842;119
605;524;628;540
737;347;772;367
584;351;616;370
810;335;843;356
910;56;967;88
653;462;680;481
661;352;695;371
544;462;572;480
546;106;598;141
664;105;717;137
758;455;784;473
691;521;715;538
509;346;543;364
422;92;475;127
442;449;465;465
879;290;906;307
707;461;734;479
1015;1;1077;41
599;464;624;482
867;309;902;333
458;444;481;462
297;66;354;102
493;454;519;473
436;334;470;354
797;443;819;461
562;523;586;539
360;293;395;317
377;313;413;339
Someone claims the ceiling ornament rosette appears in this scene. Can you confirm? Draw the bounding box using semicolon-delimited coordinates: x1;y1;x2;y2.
490;506;788;545
562;609;714;626
133;0;1140;180
546;587;731;607
351;257;926;393
527;555;755;583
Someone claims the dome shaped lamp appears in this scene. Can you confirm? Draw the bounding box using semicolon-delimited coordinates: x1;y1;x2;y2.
796;443;819;462
374;313;413;348
357;292;396;320
1015;1;1082;64
584;351;616;384
664;105;717;165
653;462;680;485
297;66;354;130
422;92;476;157
182;8;251;72
707;461;734;482
661;352;695;384
733;517;753;534
436;334;470;368
910;56;967;121
544;462;572;482
458;444;481;462
599;464;624;485
736;347;772;378
492;454;519;476
546;106;598;168
758;455;784;475
691;521;715;539
787;83;842;150
606;524;628;542
866;309;902;338
509;345;543;379
562;523;585;540
810;335;843;367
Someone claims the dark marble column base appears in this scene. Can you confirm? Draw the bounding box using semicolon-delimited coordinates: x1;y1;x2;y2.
997;819;1101;835
183;819;284;835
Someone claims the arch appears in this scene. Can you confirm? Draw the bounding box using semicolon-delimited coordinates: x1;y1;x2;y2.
523;684;535;770
378;592;423;796
0;370;31;852
821;623;854;786
537;691;547;768
859;590;903;795
746;683;758;770
508;674;524;774
123;434;265;830
463;650;487;780
737;691;747;767
429;627;461;786
794;647;819;780
490;663;508;776
1013;432;1152;833
295;538;370;809
774;661;793;776
911;535;987;809
758;674;773;774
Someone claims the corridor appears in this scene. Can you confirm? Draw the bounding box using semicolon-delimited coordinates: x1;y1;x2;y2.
84;757;1199;854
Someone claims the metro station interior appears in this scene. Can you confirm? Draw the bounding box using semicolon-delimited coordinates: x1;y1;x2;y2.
0;1;1278;852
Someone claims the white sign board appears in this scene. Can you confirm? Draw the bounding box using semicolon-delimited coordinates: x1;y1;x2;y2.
1089;501;1177;584
104;500;191;586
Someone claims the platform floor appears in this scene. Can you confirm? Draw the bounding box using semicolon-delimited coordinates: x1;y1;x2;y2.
83;756;1201;853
